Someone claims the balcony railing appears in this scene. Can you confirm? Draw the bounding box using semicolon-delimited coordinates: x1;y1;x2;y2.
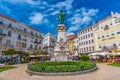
102;45;118;51
34;41;41;44
0;44;14;49
0;33;6;36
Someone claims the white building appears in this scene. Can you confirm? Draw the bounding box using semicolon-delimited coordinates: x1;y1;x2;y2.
74;37;79;55
77;26;94;54
43;33;56;54
0;14;43;56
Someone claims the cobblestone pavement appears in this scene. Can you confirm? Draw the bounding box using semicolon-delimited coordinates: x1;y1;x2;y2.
0;63;120;80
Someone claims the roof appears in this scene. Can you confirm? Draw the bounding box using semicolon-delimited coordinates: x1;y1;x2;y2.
0;14;42;33
66;34;76;40
0;14;18;23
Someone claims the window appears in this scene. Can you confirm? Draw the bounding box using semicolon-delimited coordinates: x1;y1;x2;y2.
102;34;104;38
111;32;114;36
36;33;38;37
18;34;22;40
8;24;12;28
117;30;120;34
31;31;33;35
113;43;116;47
98;36;100;39
101;27;103;29
92;40;94;43
39;34;41;38
0;29;2;34
91;33;93;37
90;27;92;31
88;34;90;37
0;21;3;25
106;33;109;37
92;46;94;51
104;25;109;30
30;45;33;49
8;31;11;37
24;28;26;32
89;40;91;44
99;46;101;48
110;23;113;25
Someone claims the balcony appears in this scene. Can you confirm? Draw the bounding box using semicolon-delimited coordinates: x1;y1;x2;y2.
102;45;118;51
0;44;14;50
34;41;41;44
0;33;6;39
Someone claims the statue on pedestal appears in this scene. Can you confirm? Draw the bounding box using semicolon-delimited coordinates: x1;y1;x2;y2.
57;10;65;24
51;10;70;61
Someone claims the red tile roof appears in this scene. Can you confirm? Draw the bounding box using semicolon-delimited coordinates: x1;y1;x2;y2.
0;14;42;33
0;14;18;23
66;34;76;40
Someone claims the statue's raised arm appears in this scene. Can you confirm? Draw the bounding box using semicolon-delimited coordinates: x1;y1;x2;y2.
57;10;65;24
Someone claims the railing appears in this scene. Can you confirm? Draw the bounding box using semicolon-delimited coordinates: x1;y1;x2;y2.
102;45;118;51
0;33;6;36
0;44;14;49
0;25;43;39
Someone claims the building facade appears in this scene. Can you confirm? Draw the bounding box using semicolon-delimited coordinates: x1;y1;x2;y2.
66;33;76;54
74;37;79;55
93;12;120;52
0;14;43;56
43;33;56;54
77;26;94;54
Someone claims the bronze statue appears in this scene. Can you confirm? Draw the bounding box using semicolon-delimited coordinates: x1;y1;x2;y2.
57;10;65;24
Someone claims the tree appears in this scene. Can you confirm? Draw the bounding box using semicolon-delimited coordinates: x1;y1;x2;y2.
81;54;90;61
22;52;29;61
4;49;17;56
4;49;17;64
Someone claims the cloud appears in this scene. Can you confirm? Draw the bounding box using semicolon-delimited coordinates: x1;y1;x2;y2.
0;2;11;14
29;13;44;24
1;0;40;5
51;0;73;13
50;10;59;15
67;7;99;33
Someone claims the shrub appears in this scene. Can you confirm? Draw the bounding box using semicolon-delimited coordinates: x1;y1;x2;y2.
29;61;95;73
21;60;29;63
81;54;90;61
6;62;15;65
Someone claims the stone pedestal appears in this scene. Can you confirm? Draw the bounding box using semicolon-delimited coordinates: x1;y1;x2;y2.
51;24;70;61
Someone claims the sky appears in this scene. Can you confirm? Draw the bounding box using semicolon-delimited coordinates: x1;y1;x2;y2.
0;0;120;35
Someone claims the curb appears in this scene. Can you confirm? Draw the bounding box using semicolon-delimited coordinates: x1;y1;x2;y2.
26;66;98;76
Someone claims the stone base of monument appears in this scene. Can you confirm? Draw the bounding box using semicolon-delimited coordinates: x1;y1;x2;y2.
51;53;69;61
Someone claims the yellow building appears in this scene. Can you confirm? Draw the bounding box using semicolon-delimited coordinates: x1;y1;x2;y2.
93;12;120;52
66;34;76;54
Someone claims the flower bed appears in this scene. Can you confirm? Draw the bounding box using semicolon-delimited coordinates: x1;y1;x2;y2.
29;61;96;73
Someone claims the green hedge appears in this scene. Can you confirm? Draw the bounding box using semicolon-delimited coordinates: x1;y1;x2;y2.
29;61;95;73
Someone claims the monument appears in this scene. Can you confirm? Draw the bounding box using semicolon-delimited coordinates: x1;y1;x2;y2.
51;10;70;61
